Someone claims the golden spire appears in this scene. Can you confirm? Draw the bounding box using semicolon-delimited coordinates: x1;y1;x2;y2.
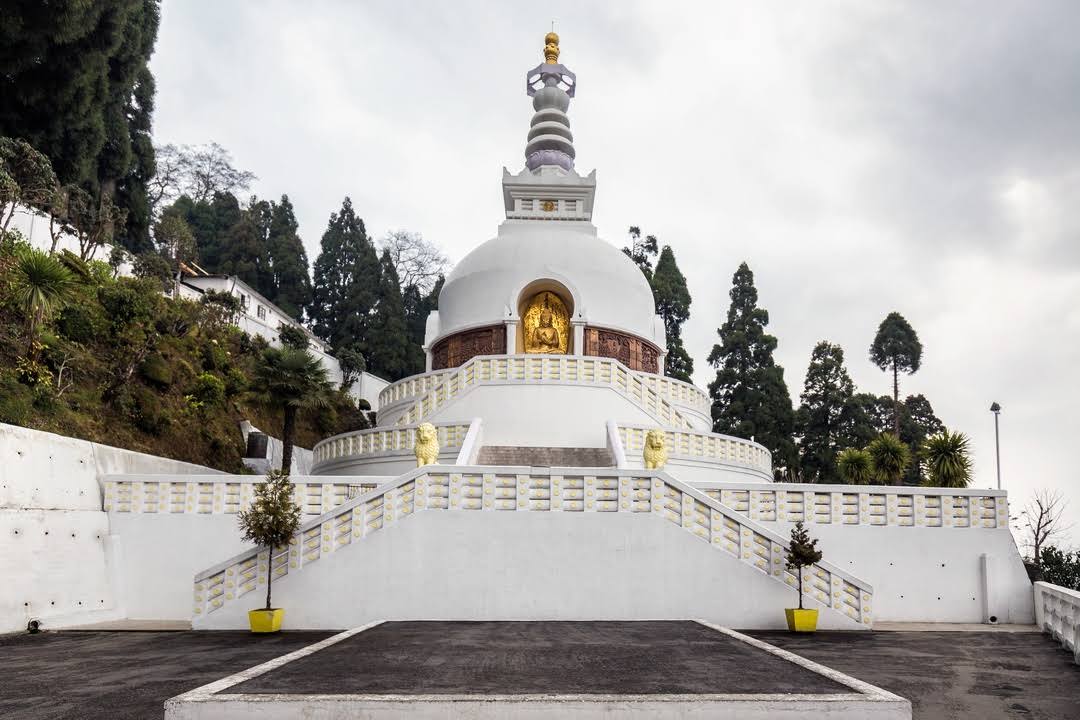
544;31;560;64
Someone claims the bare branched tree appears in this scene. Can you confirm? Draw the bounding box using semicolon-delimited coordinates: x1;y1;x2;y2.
378;230;449;293
148;142;257;211
1015;489;1072;564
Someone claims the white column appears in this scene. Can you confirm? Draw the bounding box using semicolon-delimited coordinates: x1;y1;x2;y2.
504;319;518;354
572;320;586;355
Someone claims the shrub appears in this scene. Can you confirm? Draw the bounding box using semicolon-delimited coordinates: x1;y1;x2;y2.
56;304;97;343
921;430;972;488
224;367;248;397
192;372;226;407
785;521;823;610
133;251;173;286
138;354;173;388
0;372;33;424
837;448;873;485
867;433;911;485
132;386;169;435
200;340;229;370
237;469;301;609
277;323;309;351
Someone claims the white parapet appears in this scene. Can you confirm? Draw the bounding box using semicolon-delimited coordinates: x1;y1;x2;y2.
311;422;471;475
1034;582;1080;664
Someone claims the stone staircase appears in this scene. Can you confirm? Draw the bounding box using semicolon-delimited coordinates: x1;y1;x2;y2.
476;445;614;467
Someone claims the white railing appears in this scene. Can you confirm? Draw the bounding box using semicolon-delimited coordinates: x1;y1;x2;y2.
1035;582;1080;663
311;422;470;469
380;358;710;422
377;370;453;412
192;466;874;627
618;424;772;478
394;355;695;430
691;481;1009;530
101;475;380;516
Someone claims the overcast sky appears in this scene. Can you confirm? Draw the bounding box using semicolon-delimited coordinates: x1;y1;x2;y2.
151;1;1080;546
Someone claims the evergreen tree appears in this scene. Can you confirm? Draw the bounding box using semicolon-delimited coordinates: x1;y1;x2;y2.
310;197;380;359
869;311;923;436
403;275;443;376
796;341;856;483
218;211;271;296
622;226;658;281
171;191;242;272
708;262;798;478
366;250;412;381
266;195;312;320
0;1;160;252
652;245;694;382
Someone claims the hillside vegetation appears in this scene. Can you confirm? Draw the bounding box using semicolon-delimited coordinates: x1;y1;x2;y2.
0;234;367;472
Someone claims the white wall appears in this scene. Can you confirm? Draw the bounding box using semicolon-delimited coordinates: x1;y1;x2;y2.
0;423;219;633
430;384;658;448
195;510;864;631
753;520;1033;624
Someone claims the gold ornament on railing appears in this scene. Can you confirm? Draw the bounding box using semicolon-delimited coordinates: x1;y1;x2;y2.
414;422;439;467
643;429;668;469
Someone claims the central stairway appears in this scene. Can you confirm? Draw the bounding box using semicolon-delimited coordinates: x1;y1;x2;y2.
476;446;614;467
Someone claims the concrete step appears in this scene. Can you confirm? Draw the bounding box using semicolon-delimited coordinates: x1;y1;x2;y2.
475;446;614;468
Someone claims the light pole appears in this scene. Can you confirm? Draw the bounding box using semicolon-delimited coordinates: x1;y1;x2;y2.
990;402;1002;490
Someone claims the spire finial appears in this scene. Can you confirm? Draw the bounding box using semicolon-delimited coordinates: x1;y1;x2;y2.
544;31;560;64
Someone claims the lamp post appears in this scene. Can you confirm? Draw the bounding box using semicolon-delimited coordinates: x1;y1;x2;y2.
990;402;1002;490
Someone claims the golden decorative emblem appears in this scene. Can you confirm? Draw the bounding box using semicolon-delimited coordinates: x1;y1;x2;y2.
544;31;560;64
541;199;556;212
523;291;569;354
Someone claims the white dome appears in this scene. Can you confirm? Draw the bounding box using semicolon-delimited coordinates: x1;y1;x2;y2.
436;221;660;345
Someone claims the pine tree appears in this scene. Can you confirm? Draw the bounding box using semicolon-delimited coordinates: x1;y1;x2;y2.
218;211;271;296
171;191;242;272
621;226;658;281
796;341;856;483
869;311;923;436
266;195;312;320
366;250;412;381
652;245;694;382
310;197;380;358
403;275;443;376
708;262;798;478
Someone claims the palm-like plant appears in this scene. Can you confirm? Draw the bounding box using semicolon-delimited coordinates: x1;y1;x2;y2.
10;246;75;356
922;430;972;488
867;433;911;485
248;347;334;473
837;448;874;485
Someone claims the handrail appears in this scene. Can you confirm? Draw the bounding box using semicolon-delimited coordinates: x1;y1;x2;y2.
311;421;470;469
379;360;710;416
100;475;382;515
617;424;772;478
691;481;1009;529
192;465;874;627
392;355;696;431
1034;582;1080;663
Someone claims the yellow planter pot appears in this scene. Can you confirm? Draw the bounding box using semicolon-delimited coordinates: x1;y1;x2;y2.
785;608;818;632
248;608;284;633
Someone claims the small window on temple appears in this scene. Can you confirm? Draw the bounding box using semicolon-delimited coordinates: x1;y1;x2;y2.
257;305;267;320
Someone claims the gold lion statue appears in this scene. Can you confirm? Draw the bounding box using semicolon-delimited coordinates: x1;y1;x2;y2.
414;423;439;467
643;429;668;470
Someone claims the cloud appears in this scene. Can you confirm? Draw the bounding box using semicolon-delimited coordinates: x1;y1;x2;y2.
150;0;1080;543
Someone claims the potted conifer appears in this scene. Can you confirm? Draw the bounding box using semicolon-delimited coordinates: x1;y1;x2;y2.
785;521;823;632
237;469;301;633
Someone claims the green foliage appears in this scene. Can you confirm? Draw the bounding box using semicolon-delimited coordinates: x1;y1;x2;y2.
921;430;972;488
10;246;76;354
1039;546;1080;591
138;353;172;388
191;372;225;407
867;433;911;485
837;448;874;485
869;312;923;435
366;249;412;381
0;137;59;221
248;347;334;472
310;197;380;359
796;341;858;483
708;263;798;479
652;245;694;382
237;468;302;609
153;208;196;270
199;340;229;371
785;521;823;610
403;275;441;377
0;372;34;425
621;226;658;282
277;323;310;351
218;209;273;297
56;303;98;343
266;195;312;320
133;251;172;286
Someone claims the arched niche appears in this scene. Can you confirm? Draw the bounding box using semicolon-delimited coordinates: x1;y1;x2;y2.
516;279;575;354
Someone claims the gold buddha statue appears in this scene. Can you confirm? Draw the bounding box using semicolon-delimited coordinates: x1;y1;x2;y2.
523;291;569;354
